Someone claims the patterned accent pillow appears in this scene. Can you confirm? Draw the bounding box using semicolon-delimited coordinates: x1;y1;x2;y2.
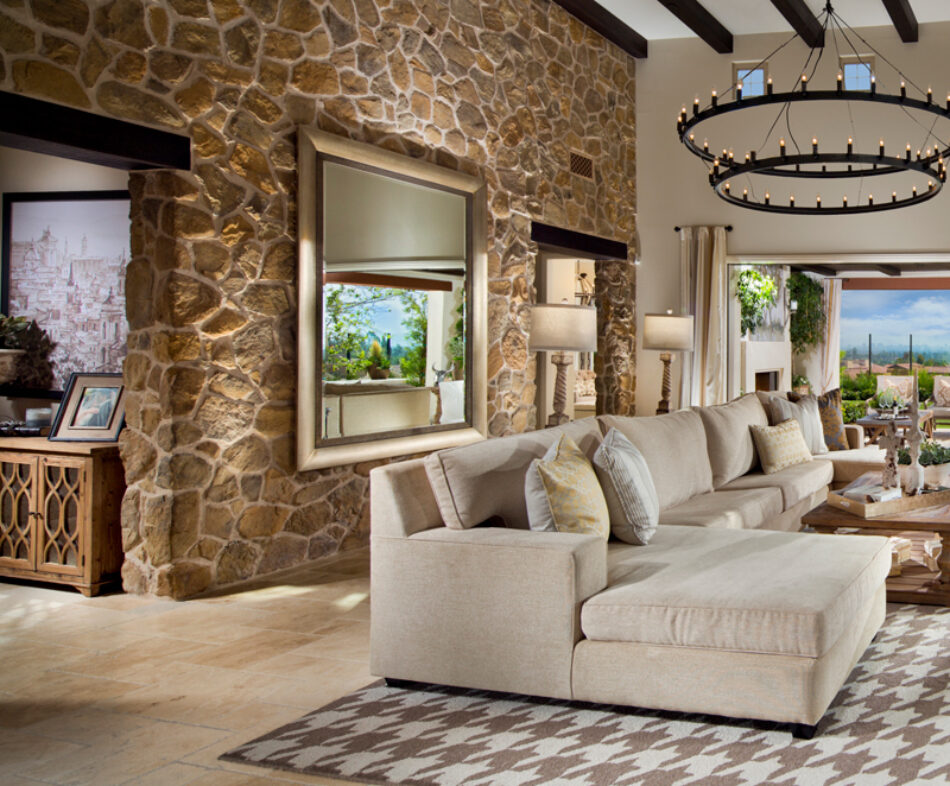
592;428;660;545
525;435;609;539
790;387;849;451
934;377;950;408
750;419;813;475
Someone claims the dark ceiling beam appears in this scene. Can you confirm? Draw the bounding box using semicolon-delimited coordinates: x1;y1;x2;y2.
770;0;825;48
656;1;733;53
881;0;918;43
874;264;903;277
551;0;648;59
0;91;191;170
792;264;838;277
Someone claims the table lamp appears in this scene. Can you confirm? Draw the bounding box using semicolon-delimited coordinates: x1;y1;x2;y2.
642;311;694;415
529;303;598;426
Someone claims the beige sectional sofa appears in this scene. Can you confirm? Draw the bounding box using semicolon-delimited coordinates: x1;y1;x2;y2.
370;394;891;738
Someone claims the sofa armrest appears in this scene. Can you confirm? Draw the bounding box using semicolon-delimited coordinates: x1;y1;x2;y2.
844;423;864;449
370;528;607;699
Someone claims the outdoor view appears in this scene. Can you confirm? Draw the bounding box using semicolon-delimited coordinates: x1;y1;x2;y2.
839;289;950;427
323;283;464;385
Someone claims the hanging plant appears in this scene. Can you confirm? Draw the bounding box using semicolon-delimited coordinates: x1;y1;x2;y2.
735;269;777;335
788;272;826;354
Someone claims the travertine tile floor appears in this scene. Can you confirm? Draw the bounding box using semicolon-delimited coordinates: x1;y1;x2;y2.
0;549;374;785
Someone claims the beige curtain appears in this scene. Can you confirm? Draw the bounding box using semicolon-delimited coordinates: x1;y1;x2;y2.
679;226;728;407
820;277;841;393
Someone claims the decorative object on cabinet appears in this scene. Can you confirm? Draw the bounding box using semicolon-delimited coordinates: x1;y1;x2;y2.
642;311;695;415
0;438;124;596
49;372;126;442
528;303;597;426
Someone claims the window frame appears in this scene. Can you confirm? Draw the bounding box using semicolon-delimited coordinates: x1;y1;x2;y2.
732;62;769;98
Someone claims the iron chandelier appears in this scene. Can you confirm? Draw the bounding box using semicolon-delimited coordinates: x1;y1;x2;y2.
677;2;949;215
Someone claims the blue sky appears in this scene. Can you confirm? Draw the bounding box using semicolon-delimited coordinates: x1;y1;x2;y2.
840;290;950;353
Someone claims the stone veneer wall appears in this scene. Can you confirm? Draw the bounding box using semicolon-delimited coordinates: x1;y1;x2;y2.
0;0;637;598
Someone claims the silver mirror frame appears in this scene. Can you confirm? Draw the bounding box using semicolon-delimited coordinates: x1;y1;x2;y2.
297;127;487;470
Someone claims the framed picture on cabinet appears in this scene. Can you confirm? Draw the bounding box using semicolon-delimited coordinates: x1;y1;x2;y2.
1;190;130;391
49;372;126;442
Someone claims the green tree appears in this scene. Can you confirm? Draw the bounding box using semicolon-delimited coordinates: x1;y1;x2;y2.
323;284;401;380
447;290;465;379
735;269;777;335
398;290;428;386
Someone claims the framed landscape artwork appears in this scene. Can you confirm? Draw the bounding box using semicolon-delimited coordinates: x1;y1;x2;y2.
1;190;130;391
49;372;126;442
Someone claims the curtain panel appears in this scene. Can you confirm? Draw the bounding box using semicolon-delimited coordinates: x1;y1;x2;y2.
679;226;728;407
820;277;842;394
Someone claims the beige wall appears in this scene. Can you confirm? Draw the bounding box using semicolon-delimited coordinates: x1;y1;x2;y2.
0;145;130;194
637;22;950;411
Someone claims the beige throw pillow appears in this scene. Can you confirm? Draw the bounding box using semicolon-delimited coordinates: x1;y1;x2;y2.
934;377;950;408
525;435;609;539
750;419;813;475
592;428;659;545
769;396;828;455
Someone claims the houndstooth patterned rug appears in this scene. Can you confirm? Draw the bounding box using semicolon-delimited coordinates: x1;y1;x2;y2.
223;604;950;785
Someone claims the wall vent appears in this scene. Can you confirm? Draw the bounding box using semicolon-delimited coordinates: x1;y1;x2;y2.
569;151;594;180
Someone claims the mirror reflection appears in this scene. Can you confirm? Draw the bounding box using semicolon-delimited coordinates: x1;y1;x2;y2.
320;161;469;441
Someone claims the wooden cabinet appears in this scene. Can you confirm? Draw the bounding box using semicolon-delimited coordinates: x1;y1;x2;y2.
0;438;125;596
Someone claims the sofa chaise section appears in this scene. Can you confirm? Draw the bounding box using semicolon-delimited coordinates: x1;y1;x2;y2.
573;526;889;726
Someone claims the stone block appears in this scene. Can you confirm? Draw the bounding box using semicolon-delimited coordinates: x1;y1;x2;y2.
13;60;90;108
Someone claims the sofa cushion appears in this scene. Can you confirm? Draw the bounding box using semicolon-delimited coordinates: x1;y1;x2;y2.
751;419;813;474
424;418;602;530
770;395;828;455
823;446;887;485
598;410;713;511
755;390;787;422
592;428;659;545
581;525;891;658
721;459;834;509
658;487;783;530
694;393;768;487
526;435;609;538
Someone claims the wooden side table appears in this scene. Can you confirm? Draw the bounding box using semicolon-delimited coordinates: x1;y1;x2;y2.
0;438;125;596
857;410;935;444
802;501;950;606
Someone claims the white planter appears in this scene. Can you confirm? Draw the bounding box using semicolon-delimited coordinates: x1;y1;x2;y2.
900;462;950;490
0;348;24;385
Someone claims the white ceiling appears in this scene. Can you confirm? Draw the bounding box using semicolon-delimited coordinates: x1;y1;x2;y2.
595;0;950;41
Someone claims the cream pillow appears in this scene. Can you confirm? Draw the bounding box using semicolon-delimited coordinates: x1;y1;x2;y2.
750;419;813;475
934;377;950;408
769;396;828;455
592;428;659;545
525;435;609;539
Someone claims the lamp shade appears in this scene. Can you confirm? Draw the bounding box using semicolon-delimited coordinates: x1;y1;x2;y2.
642;313;694;351
529;304;597;352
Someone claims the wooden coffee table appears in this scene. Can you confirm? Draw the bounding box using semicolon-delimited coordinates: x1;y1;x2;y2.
803;501;950;606
856;410;934;443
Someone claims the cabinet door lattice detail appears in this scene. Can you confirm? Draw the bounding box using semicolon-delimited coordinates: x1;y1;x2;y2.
38;459;85;576
0;455;36;569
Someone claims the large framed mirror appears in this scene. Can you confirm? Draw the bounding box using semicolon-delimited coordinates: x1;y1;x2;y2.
297;128;487;470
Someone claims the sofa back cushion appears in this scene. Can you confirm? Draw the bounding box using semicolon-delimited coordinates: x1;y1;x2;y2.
597;410;713;510
424;418;603;530
769;395;828;455
694;393;768;487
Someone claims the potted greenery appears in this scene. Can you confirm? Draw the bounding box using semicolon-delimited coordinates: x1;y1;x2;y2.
898;441;950;489
792;374;811;396
735;269;777;336
0;315;56;388
366;339;391;379
788;273;826;355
